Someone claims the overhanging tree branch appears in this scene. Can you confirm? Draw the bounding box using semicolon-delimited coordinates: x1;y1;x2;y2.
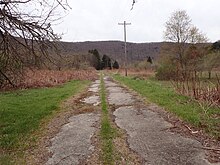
0;0;70;88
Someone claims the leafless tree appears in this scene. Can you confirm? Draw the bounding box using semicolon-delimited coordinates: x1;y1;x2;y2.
0;0;69;88
164;10;208;80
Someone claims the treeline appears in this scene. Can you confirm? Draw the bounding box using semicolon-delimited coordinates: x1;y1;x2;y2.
88;49;119;70
155;40;220;106
156;41;220;80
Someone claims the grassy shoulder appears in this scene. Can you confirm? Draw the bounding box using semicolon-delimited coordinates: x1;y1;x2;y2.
113;74;220;138
0;80;89;164
100;74;116;165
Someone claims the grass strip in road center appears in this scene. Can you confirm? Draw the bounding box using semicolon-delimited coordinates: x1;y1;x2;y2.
100;74;115;165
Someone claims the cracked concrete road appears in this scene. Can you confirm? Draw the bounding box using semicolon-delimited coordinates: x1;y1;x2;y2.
46;80;101;165
104;76;215;165
45;76;218;165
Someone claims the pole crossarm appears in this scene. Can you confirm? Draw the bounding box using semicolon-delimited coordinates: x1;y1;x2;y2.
118;23;131;25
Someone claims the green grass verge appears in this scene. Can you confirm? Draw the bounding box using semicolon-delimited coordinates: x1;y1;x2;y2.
0;80;89;164
100;74;115;165
113;74;220;138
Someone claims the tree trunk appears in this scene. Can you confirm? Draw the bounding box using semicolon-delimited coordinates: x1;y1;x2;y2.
208;71;211;79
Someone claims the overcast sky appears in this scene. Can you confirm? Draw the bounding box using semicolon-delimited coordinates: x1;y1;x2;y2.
53;0;220;43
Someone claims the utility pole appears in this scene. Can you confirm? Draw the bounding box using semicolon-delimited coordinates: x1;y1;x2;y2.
118;21;131;76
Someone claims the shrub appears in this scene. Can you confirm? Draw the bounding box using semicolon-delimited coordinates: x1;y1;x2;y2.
155;58;177;80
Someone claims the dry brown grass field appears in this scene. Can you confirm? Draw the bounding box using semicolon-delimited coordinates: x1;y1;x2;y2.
1;69;98;91
109;68;155;79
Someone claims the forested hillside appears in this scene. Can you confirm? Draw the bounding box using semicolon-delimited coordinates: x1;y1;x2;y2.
57;41;161;63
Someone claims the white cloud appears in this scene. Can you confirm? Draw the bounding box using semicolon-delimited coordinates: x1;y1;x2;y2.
53;0;220;43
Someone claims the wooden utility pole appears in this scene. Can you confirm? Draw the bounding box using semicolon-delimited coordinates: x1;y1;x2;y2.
118;21;131;76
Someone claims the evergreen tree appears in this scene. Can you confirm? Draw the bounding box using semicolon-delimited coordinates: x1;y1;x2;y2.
212;40;220;51
113;60;119;69
102;54;112;69
89;49;101;70
147;56;153;64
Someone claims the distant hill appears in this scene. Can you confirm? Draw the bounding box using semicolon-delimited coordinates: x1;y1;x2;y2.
57;40;162;64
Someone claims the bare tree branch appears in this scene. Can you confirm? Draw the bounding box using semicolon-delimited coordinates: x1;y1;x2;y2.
131;0;136;10
0;0;69;88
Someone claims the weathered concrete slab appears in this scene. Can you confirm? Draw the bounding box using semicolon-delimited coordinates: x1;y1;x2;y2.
104;81;118;87
82;81;100;105
91;79;100;85
46;113;100;165
107;86;124;93
88;86;99;93
113;106;211;165
88;81;100;93
108;91;134;106
81;95;100;106
103;76;212;165
105;79;134;106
